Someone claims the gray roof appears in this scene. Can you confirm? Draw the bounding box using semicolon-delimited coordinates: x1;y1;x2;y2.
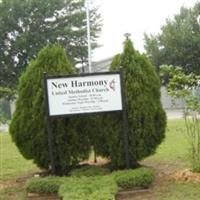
78;57;113;73
91;57;113;72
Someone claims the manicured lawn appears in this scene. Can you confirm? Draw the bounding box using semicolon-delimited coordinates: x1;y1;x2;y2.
138;119;199;200
1;119;200;200
0;132;39;200
143;119;189;166
0;186;26;200
155;182;200;200
130;182;200;200
0;133;39;180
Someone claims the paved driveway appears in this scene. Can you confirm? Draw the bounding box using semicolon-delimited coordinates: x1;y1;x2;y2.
166;109;183;119
0;109;184;133
0;124;8;132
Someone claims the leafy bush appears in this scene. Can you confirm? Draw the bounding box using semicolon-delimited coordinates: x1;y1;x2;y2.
26;176;66;194
69;165;110;177
58;176;118;200
112;167;154;189
161;65;200;172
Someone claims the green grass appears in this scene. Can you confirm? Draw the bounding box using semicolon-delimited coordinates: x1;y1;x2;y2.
1;119;200;200
0;133;39;180
0;186;26;200
143;119;189;165
131;181;200;200
155;182;200;200
1;119;188;181
136;119;200;200
58;176;118;200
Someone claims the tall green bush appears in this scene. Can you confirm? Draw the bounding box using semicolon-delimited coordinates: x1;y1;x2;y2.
9;44;91;174
100;38;166;168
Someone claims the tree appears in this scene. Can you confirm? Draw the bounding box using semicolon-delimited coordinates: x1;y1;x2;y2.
0;0;101;90
100;38;166;169
143;34;165;73
0;102;9;125
144;3;200;75
9;44;92;175
0;87;15;124
161;65;200;171
0;87;15;99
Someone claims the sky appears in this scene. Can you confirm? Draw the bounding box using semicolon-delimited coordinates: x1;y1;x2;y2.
92;0;198;61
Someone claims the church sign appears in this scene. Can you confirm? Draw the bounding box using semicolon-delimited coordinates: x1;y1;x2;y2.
45;72;123;116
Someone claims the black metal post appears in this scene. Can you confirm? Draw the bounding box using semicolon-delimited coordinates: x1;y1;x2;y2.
46;116;55;174
120;70;130;169
43;73;56;174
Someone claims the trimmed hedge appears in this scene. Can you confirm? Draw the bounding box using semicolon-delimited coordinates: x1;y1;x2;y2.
69;165;110;177
58;176;118;200
26;176;66;194
26;167;154;199
112;167;154;189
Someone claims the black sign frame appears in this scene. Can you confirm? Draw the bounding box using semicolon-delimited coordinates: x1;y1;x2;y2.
44;71;124;118
43;71;130;174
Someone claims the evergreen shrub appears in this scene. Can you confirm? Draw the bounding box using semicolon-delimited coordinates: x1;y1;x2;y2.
9;44;91;174
99;38;166;168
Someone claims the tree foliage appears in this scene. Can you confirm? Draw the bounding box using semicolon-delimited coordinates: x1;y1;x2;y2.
144;3;200;75
161;65;200;171
97;38;166;168
9;44;92;174
0;0;101;90
0;87;15;99
0;102;9;124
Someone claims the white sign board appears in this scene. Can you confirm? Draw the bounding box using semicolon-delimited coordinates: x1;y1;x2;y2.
45;73;123;116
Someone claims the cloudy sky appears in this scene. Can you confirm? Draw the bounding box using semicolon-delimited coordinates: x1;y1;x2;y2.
92;0;197;61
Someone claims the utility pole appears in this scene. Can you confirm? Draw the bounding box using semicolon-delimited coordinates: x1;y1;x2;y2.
86;0;92;73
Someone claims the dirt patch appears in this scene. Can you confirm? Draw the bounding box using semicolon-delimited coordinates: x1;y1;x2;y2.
0;172;42;200
80;157;109;166
170;168;200;183
0;180;18;191
116;189;152;200
0;173;36;190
